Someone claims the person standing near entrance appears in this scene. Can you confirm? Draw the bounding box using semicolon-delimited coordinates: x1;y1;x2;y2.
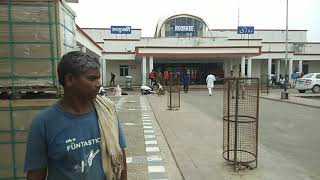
110;72;115;86
206;72;216;96
291;71;298;88
148;69;156;86
163;69;169;86
156;70;163;85
182;73;190;93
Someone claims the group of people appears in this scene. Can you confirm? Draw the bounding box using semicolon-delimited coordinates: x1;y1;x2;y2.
290;71;304;88
148;69;169;86
279;71;304;89
149;69;218;96
148;69;168;95
107;68;252;97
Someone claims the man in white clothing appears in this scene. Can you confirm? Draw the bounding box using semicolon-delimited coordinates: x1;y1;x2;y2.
113;85;122;96
206;73;216;96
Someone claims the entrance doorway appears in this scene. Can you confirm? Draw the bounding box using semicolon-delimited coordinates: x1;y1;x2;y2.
154;63;224;84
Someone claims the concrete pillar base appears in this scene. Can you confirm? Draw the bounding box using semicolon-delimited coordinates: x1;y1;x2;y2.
281;92;289;99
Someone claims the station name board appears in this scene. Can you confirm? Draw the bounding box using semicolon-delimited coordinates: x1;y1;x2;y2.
111;26;131;34
237;26;254;34
174;25;194;33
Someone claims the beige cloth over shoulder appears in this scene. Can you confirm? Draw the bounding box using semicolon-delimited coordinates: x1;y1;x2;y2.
93;95;124;180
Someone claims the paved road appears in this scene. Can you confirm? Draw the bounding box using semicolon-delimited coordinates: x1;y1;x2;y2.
105;89;320;179
178;89;320;179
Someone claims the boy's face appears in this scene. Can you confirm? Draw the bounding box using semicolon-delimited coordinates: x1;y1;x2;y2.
66;68;101;99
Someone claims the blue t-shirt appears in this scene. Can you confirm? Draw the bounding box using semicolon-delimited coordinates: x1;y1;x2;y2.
291;73;297;80
182;75;190;85
24;104;127;180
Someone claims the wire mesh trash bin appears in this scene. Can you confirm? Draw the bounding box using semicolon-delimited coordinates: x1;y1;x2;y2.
125;76;132;90
260;74;269;94
222;78;259;171
167;72;180;110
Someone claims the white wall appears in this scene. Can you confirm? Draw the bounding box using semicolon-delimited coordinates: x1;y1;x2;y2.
103;40;141;52
101;36;261;54
105;29;141;39
304;44;320;54
83;28;141;41
261;43;296;52
211;30;307;42
106;60;141;86
307;61;320;73
251;60;262;78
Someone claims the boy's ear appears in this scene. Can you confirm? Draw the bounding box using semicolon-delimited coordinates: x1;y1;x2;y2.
64;73;73;87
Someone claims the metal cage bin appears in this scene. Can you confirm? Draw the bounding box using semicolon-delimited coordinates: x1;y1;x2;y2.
222;78;260;171
260;74;269;94
167;73;180;110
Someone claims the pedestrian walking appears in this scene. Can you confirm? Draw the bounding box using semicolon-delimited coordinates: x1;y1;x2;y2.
182;73;190;93
163;69;169;86
148;69;156;86
110;72;115;86
24;51;127;180
291;71;298;88
157;82;165;95
206;72;216;96
280;74;287;91
156;70;163;85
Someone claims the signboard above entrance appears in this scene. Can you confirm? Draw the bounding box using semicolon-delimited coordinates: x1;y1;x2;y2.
174;25;194;33
237;26;254;34
111;26;131;34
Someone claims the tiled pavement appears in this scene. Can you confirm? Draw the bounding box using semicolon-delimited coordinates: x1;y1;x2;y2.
108;95;183;180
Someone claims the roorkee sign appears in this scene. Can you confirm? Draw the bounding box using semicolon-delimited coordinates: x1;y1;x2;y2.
111;26;131;34
174;25;194;33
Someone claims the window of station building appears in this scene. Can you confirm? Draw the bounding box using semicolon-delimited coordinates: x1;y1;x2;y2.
120;65;129;77
164;17;204;37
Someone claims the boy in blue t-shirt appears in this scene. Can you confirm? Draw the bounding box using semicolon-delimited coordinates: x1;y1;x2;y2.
24;51;127;180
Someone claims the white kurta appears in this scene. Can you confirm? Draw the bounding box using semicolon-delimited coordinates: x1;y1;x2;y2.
113;85;122;96
206;74;216;88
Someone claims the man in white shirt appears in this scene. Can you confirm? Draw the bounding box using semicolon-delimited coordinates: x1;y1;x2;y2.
113;85;122;96
206;73;216;96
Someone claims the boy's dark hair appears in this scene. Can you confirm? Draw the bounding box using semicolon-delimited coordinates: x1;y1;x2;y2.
57;51;100;86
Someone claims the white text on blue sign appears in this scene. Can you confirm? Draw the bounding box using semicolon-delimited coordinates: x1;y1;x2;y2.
174;25;194;33
237;26;254;34
111;26;131;34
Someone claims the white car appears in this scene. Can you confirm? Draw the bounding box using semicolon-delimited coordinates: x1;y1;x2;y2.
295;73;320;93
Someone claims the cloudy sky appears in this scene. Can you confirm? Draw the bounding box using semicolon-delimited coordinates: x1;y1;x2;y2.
68;0;320;41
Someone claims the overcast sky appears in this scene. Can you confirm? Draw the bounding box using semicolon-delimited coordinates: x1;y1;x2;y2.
68;0;320;41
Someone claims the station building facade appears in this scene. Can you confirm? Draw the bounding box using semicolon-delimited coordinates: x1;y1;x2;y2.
82;14;320;86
